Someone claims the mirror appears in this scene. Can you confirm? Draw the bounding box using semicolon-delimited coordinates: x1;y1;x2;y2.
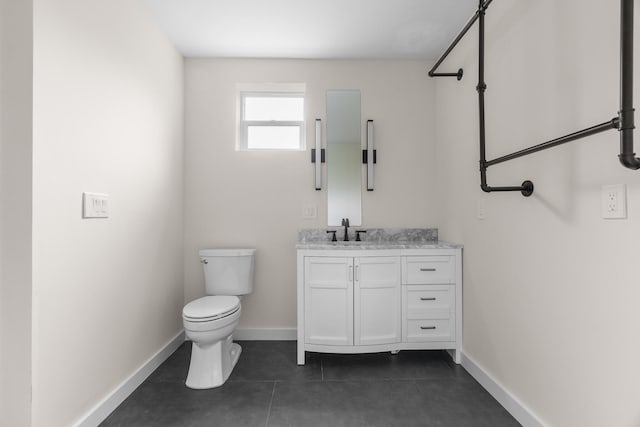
326;90;362;226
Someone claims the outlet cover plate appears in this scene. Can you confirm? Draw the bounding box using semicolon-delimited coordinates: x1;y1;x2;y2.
601;184;627;219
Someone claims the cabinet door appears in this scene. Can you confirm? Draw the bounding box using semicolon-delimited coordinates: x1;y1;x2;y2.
304;257;354;346
354;257;401;346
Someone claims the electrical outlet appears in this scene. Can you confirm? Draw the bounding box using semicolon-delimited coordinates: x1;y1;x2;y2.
601;184;627;219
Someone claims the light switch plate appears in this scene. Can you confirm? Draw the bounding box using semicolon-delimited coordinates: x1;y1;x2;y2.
302;204;317;219
83;192;109;218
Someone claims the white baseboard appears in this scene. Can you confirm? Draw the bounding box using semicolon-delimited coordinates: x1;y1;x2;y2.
234;327;297;341
73;330;185;427
461;351;547;427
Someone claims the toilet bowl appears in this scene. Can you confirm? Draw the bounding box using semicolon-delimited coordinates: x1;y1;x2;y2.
183;296;242;389
182;248;255;389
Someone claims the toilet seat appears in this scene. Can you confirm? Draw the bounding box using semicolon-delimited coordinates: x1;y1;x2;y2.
183;296;240;322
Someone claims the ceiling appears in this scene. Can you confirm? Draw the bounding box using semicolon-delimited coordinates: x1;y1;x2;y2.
144;0;478;59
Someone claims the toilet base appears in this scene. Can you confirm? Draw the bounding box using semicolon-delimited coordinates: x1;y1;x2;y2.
185;334;242;389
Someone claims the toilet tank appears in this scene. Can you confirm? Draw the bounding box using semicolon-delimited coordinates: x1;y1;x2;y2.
199;248;256;296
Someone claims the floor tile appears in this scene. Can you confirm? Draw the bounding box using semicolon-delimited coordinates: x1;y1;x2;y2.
143;342;191;385
229;340;322;382
101;380;275;427
320;349;454;381
101;341;521;427
414;377;521;427
267;380;430;427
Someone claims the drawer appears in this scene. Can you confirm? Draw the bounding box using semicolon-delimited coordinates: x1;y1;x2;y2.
404;285;453;319
403;256;455;284
404;319;453;342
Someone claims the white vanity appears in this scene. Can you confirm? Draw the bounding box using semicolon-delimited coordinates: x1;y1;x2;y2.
296;229;462;365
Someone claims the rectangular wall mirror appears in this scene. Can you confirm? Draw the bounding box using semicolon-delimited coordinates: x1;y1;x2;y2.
326;90;362;226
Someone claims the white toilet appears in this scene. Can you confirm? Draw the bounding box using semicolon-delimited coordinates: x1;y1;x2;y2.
182;248;255;389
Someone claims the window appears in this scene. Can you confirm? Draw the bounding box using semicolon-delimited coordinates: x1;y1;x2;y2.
238;89;305;150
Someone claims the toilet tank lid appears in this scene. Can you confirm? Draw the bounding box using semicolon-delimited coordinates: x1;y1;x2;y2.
199;248;256;257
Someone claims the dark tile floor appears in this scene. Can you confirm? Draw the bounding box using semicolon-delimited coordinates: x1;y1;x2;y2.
101;341;521;427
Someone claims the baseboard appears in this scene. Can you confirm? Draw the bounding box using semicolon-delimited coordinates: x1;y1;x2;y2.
234;327;297;341
73;330;185;427
461;351;547;427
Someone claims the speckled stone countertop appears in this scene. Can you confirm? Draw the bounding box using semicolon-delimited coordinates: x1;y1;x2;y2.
296;228;463;250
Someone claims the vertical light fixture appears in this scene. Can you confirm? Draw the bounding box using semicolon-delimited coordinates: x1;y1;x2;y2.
366;120;375;191
312;119;324;190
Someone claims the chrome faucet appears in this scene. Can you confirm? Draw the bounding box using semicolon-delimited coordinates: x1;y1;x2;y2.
341;218;350;241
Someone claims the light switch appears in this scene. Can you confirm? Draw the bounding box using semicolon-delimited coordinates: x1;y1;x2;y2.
302;204;317;219
83;192;109;218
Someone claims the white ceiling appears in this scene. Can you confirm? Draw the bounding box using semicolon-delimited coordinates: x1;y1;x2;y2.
144;0;478;59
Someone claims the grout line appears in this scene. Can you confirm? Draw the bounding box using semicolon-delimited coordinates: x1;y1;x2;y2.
264;381;277;427
320;377;452;383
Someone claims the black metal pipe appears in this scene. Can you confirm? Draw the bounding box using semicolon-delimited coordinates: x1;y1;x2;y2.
619;0;640;169
475;0;532;198
453;0;638;196
483;181;535;197
486;119;619;168
428;0;494;77
483;185;525;192
430;69;464;80
476;0;534;196
478;1;490;193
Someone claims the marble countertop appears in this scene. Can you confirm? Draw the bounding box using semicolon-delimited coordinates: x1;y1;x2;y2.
296;240;463;250
296;228;463;250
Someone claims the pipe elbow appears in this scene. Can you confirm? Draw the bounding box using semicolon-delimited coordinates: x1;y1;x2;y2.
619;153;640;170
480;184;491;193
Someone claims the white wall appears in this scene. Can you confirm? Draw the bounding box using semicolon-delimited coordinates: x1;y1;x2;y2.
184;59;438;329
0;0;33;425
32;1;184;426
435;0;640;426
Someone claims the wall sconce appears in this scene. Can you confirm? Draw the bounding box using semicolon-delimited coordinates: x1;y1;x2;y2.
311;118;325;190
362;120;376;191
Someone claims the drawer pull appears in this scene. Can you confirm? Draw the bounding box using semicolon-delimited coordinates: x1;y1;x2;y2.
419;268;436;272
420;297;436;301
420;326;436;330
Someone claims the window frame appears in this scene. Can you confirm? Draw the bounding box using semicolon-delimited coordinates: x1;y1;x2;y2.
238;91;306;151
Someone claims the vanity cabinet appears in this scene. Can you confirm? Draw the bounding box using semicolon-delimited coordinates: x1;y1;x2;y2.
297;247;462;365
304;256;401;347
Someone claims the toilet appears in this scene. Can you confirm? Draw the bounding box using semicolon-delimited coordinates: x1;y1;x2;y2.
182;248;256;389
